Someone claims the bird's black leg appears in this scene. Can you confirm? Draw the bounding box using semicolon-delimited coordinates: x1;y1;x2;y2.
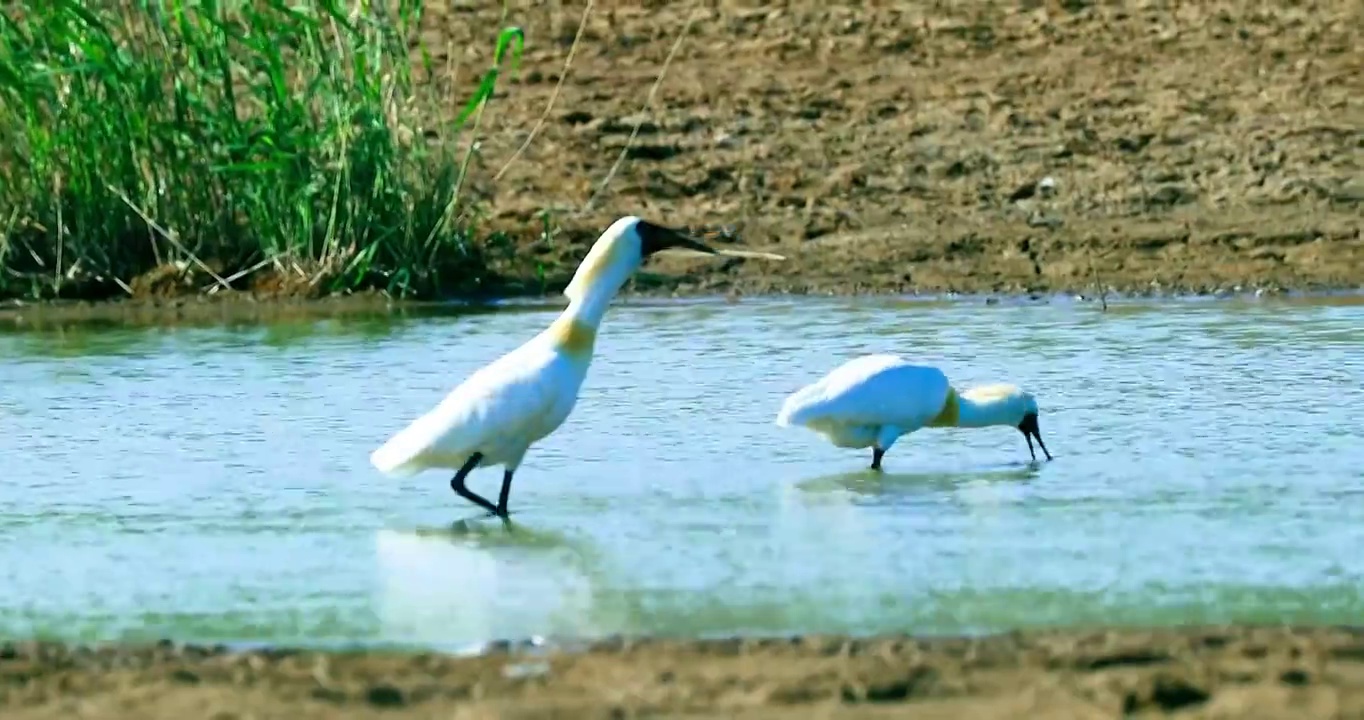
449;452;500;516
871;447;885;471
495;470;515;518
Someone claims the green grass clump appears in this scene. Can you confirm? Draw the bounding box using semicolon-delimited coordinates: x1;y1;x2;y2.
0;0;524;301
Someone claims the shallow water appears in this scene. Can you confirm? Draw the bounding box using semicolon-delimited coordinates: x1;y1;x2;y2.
2;294;1362;652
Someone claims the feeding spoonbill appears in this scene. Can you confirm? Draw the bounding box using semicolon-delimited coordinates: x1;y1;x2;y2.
369;216;783;519
775;354;1052;469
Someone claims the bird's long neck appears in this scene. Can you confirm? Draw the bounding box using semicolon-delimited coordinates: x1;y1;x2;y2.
928;387;1015;429
561;245;631;325
954;393;1017;429
562;279;617;328
543;298;602;359
548;237;637;358
543;271;625;359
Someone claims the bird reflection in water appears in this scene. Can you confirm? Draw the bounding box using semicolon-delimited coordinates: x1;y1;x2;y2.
790;462;1042;506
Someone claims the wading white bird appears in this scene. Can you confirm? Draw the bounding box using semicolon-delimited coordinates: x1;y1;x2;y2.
775;354;1052;469
369;216;782;518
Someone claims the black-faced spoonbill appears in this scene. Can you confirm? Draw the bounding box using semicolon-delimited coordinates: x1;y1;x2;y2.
775;354;1052;470
370;216;784;519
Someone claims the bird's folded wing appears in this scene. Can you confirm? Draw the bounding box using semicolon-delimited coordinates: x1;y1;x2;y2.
372;354;559;473
781;358;949;429
423;359;564;455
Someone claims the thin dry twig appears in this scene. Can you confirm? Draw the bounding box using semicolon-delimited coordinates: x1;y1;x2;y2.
1088;245;1109;312
204;251;292;293
580;5;702;214
493;0;594;183
53;173;63;293
438;3;512;246
108;185;234;293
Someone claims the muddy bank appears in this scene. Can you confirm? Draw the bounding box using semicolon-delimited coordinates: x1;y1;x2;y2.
0;293;466;331
7;0;1363;315
2;626;1362;718
417;0;1363;300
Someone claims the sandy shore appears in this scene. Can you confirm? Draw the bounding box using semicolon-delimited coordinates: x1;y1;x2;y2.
2;627;1361;718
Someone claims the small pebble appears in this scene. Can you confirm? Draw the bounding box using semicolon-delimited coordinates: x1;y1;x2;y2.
366;683;406;707
502;661;552;680
170;668;200;684
1280;668;1310;686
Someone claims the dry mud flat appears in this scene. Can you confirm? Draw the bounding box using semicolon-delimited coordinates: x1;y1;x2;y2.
4;627;1364;719
420;0;1362;298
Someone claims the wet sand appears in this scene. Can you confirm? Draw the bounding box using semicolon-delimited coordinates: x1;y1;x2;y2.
3;627;1363;718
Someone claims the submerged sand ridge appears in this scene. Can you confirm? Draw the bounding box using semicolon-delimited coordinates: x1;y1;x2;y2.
3;627;1364;718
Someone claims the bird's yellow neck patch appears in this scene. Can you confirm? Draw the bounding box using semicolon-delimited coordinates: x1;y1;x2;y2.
926;387;961;428
547;316;597;358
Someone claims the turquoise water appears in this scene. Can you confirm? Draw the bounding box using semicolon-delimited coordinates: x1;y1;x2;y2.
1;294;1362;652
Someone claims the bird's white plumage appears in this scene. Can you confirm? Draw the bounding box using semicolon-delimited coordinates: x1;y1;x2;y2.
369;333;588;478
370;216;649;483
367;214;788;504
776;354;952;449
777;353;1050;466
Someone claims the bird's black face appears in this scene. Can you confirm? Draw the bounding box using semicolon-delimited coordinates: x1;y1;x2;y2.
1017;411;1052;462
636;219;719;258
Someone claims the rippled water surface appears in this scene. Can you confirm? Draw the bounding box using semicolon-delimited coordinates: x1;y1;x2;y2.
2;295;1362;651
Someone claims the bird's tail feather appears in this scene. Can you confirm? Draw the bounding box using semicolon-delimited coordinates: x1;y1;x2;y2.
775;386;825;427
369;442;426;479
369;421;437;478
775;405;812;427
